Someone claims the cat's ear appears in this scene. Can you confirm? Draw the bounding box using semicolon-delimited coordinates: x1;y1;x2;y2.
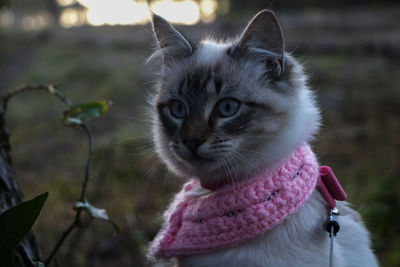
152;14;193;65
232;10;284;80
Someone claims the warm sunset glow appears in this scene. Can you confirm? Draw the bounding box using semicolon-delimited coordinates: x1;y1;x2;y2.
56;0;220;28
199;0;217;23
85;0;149;26
60;7;86;28
56;0;77;6
150;0;200;25
21;13;51;30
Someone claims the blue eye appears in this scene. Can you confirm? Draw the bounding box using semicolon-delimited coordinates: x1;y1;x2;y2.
218;98;239;117
170;100;187;118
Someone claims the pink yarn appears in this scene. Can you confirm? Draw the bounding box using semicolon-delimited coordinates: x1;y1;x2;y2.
149;144;319;259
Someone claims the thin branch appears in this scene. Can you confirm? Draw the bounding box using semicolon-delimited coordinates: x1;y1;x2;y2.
1;83;96;266
44;221;76;266
1;83;72;110
45;122;94;266
78;123;93;202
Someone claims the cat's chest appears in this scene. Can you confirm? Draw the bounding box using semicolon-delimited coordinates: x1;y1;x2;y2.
177;191;329;267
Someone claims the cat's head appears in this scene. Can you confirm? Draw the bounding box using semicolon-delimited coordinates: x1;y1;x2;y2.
150;10;320;190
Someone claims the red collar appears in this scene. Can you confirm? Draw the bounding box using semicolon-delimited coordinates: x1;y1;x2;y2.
317;166;347;209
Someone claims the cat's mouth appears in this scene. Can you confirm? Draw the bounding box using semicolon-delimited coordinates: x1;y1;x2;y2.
182;155;216;171
186;154;214;162
172;147;214;164
178;152;220;170
169;146;230;187
184;157;230;188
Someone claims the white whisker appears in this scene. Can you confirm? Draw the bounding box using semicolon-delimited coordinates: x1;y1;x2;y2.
239;148;272;157
128;143;154;153
142;160;162;196
231;151;257;169
218;155;232;188
225;155;240;195
116;136;151;144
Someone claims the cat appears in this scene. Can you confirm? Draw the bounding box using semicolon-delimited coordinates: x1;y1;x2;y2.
147;10;378;267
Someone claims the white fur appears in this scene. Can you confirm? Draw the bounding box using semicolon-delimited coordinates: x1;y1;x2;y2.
149;12;378;267
149;49;378;267
195;40;229;65
152;47;321;186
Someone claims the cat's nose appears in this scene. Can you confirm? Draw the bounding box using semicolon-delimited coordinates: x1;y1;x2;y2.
183;138;204;153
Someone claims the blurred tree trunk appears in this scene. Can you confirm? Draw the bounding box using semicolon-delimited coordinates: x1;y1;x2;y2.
45;0;60;23
0;105;41;266
0;0;11;9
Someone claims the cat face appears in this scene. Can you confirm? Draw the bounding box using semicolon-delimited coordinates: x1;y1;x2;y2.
150;10;320;190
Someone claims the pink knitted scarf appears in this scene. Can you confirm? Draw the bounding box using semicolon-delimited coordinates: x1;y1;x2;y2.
150;144;319;259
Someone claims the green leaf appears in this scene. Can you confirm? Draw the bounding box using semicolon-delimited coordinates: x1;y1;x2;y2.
0;192;49;267
62;101;110;126
74;201;120;233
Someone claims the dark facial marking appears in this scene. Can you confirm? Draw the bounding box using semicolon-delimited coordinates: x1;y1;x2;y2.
246;101;287;118
226;46;241;60
177;77;186;96
220;109;254;134
174;66;215;146
185;67;211;95
214;77;222;95
157;103;179;137
244;101;272;112
181;66;212;120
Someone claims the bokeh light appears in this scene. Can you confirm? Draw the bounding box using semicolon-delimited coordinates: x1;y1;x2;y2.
60;7;86;27
21;13;51;30
199;0;217;23
86;0;149;26
56;0;77;6
150;0;200;25
0;10;15;27
57;0;219;28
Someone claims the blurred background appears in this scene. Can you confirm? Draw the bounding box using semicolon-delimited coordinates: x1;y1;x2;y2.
0;0;399;266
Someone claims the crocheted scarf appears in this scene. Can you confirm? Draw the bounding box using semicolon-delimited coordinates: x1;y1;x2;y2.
149;144;319;259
